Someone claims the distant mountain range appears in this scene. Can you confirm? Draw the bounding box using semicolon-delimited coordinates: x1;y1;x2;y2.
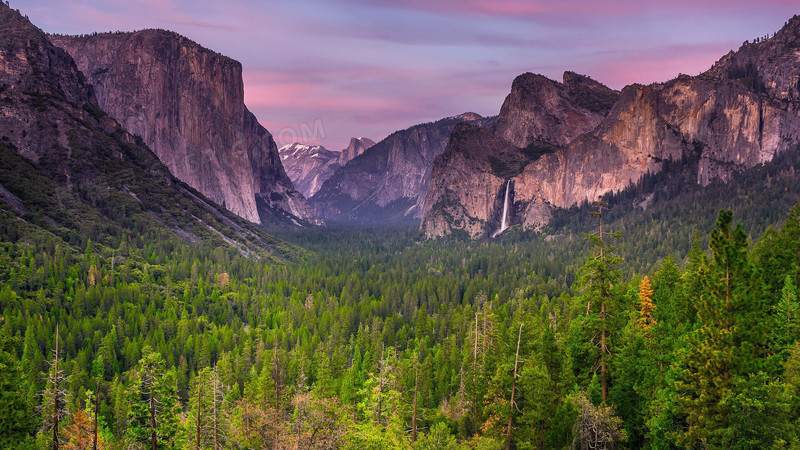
309;113;493;223
4;1;800;241
278;137;375;198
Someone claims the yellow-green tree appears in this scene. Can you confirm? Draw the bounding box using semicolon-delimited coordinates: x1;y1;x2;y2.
637;276;656;334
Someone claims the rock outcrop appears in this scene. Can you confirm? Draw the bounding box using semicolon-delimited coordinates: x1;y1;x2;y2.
0;3;289;256
50;30;321;226
421;124;549;237
491;72;618;148
339;137;375;166
279;143;341;198
422;17;800;238
311;113;491;222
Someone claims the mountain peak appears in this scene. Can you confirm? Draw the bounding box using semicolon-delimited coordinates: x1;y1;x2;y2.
279;142;336;161
453;112;484;121
339;136;376;166
0;3;288;255
703;13;800;101
278;143;340;198
491;71;617;148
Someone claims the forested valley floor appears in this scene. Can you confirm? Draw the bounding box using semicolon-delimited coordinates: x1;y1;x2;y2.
4;153;800;447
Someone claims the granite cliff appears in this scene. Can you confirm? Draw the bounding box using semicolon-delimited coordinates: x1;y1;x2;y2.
0;4;291;257
491;71;618;148
310;113;491;222
50;30;321;226
423;16;800;238
339;137;376;166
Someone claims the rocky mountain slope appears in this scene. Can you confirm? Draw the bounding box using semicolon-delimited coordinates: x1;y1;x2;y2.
310;113;491;222
279;143;340;198
0;3;292;258
279;137;375;198
49;30;321;227
422;17;800;238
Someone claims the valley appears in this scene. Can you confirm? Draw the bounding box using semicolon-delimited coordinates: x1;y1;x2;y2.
2;2;800;448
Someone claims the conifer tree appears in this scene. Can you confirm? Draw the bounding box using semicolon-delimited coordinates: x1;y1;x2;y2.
672;210;778;447
776;274;799;344
126;347;182;449
637;276;656;334
580;201;622;403
0;325;35;447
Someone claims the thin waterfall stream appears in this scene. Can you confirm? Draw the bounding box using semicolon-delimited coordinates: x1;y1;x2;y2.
492;179;511;238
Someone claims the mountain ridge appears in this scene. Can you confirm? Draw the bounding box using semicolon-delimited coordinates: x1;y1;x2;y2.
422;18;800;238
310;113;494;223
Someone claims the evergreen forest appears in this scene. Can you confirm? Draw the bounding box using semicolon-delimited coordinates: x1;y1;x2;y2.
4;142;800;448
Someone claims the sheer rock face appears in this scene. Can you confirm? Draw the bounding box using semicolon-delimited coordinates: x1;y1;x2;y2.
421;124;550;238
310;113;491;222
339;137;375;166
422;18;800;238
50;30;321;226
491;71;619;148
0;4;285;255
279;143;340;198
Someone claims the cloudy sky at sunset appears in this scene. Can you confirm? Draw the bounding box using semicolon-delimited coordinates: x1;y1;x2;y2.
19;0;799;150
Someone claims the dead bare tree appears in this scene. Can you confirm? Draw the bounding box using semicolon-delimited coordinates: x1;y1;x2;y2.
40;326;68;449
505;323;523;450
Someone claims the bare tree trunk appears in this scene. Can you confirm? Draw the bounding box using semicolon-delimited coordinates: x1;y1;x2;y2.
93;379;99;450
505;324;522;450
473;313;478;385
195;378;202;449
377;345;384;425
601;300;607;404
482;310;487;365
213;368;219;450
150;394;157;450
412;362;418;443
273;335;281;412
52;326;59;450
598;203;608;404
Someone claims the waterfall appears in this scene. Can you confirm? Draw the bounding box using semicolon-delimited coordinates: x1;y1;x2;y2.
492;179;512;238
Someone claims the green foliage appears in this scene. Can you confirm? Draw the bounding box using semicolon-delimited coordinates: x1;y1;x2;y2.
3;140;800;447
125;347;183;449
0;326;36;447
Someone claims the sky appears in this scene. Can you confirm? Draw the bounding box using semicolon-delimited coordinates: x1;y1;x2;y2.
17;0;800;150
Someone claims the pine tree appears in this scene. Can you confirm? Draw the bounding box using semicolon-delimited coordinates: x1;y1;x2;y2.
126;347;182;449
504;323;523;450
776;275;799;344
63;409;93;449
580;201;622;403
186;366;229;450
0;326;35;447
673;210;776;447
359;345;400;426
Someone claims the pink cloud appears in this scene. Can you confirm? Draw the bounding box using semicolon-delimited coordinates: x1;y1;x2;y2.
585;42;739;88
359;0;799;20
